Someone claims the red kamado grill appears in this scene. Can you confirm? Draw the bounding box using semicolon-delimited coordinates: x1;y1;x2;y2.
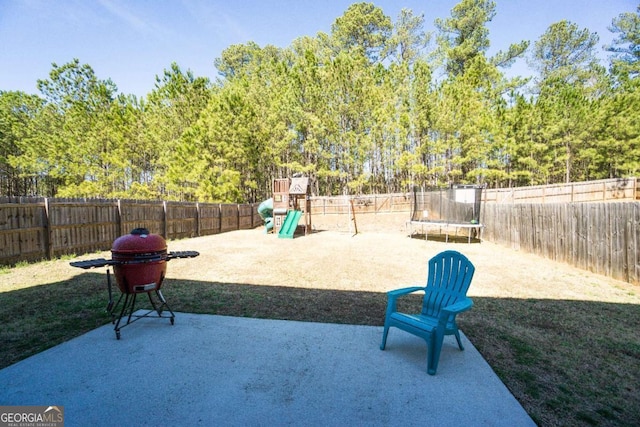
70;228;198;339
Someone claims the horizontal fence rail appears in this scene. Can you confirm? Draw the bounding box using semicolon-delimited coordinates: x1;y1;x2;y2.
1;177;639;285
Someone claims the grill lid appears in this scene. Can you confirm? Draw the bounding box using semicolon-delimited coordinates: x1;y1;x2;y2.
111;228;167;255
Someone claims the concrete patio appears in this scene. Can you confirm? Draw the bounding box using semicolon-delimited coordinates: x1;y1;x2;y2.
0;312;535;426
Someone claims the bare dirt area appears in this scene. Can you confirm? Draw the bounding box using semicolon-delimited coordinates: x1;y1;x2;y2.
7;212;636;306
157;213;639;304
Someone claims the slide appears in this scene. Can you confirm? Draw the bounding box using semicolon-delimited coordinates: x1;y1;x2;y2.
257;198;274;233
278;210;302;239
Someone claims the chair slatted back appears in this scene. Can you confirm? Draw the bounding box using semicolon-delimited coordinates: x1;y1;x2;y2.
422;250;475;318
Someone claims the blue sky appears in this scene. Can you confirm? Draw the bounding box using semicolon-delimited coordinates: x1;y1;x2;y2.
0;0;636;97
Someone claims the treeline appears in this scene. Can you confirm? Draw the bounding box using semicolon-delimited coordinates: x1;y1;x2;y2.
1;1;639;203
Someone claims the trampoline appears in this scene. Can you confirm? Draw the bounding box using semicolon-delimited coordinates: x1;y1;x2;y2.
407;185;485;243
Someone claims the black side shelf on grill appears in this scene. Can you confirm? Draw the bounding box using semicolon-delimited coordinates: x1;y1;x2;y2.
70;258;118;269
167;251;200;259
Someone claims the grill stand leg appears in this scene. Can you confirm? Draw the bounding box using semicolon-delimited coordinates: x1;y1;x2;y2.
154;290;175;324
112;293;133;340
109;289;176;340
106;269;114;313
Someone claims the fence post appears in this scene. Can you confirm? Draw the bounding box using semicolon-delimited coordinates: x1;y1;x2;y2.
196;202;201;237
163;201;168;238
116;199;123;236
43;198;52;260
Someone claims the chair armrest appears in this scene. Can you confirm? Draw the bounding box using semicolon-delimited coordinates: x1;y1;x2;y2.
385;287;424;315
442;297;473;315
387;286;424;298
438;298;473;323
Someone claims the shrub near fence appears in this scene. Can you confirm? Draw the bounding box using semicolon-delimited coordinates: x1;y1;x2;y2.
0;198;261;265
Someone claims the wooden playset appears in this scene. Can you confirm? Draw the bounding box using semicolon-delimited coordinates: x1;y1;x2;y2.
272;177;312;238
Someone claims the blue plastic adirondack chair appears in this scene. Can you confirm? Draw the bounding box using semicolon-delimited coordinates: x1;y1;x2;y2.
380;250;475;375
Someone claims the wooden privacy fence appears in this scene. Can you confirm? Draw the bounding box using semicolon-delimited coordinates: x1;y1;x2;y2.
0;198;261;265
482;202;640;285
309;193;412;214
307;178;639;216
483;177;639;204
